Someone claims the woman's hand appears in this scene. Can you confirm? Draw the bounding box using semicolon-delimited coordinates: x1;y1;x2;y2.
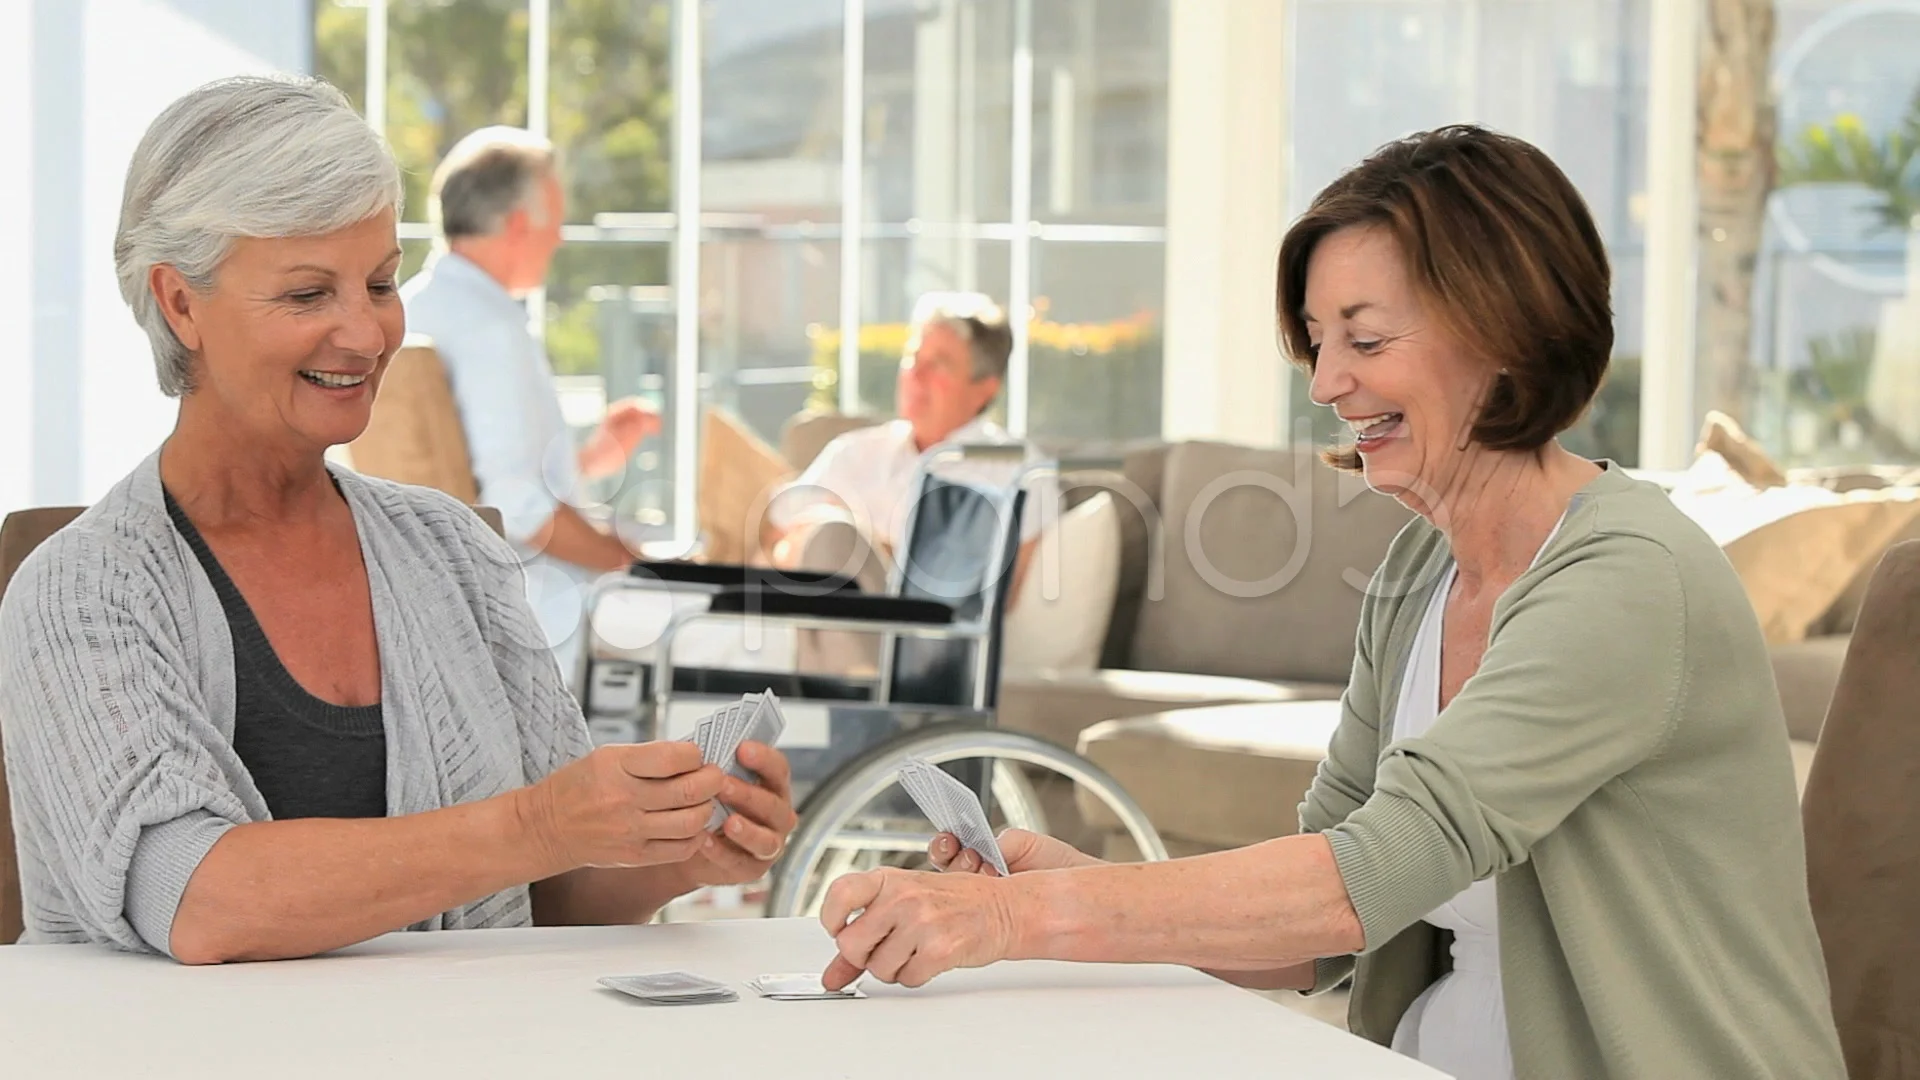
676;741;799;889
518;742;723;871
819;868;1018;991
928;828;1102;877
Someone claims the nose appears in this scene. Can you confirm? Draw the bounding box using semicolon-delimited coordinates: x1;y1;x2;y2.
334;288;390;358
1307;345;1355;408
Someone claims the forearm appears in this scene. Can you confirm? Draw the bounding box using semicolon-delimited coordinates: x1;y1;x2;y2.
526;503;633;573
1005;833;1364;972
531;864;693;927
170;791;566;964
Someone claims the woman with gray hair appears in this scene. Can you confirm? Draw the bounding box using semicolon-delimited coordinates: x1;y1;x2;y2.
0;75;796;963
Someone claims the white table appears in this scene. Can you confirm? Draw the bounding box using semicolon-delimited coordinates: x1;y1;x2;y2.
0;919;1446;1078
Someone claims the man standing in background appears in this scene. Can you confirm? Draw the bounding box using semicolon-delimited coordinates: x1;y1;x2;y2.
405;127;660;676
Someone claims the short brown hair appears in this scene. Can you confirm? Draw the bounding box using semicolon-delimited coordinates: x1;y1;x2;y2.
1276;125;1612;471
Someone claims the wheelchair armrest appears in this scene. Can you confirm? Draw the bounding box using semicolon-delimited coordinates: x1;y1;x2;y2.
630;560;859;594
704;589;954;624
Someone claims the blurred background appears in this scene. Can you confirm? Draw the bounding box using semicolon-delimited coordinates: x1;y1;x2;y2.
4;0;1918;541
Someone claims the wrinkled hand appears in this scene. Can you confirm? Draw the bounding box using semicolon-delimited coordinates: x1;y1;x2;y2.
819;868;1017;990
677;741;798;889
928;828;1100;877
520;742;722;870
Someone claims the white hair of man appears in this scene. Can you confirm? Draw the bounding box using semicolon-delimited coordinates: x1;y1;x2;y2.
114;75;403;398
909;291;1014;383
430;126;558;241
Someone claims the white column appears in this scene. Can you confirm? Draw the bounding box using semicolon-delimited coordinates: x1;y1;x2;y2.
1161;0;1288;447
1006;0;1034;436
837;0;866;414
1638;0;1700;469
671;0;703;544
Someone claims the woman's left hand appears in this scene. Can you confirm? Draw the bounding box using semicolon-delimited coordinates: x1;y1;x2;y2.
818;868;1018;990
677;741;798;889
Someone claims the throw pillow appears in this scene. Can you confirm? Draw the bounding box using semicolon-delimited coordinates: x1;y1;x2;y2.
1001;492;1121;674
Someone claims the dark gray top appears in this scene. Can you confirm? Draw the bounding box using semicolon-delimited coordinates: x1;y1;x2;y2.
163;489;387;821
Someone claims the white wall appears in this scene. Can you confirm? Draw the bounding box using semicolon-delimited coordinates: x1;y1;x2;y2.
21;0;310;514
0;4;32;520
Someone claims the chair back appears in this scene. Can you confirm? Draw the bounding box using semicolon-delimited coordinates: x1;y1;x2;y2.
884;446;1031;710
1802;539;1920;1076
779;410;882;472
0;507;86;944
346;339;480;504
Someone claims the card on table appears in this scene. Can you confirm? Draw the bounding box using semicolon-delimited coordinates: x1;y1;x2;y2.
598;971;739;1005
897;758;1009;877
748;974;866;1000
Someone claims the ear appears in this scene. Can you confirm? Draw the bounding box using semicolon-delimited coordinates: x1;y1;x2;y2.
149;264;206;354
499;205;532;242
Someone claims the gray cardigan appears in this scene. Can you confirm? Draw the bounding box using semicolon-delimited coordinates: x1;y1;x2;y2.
0;452;593;955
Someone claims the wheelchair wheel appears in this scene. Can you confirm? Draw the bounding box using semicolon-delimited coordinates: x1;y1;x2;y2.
764;724;1167;919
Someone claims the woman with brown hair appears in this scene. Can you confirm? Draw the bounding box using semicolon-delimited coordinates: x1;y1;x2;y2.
811;126;1845;1078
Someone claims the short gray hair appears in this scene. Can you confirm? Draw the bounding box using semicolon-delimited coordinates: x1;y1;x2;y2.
909;292;1014;382
115;76;402;397
431;127;557;240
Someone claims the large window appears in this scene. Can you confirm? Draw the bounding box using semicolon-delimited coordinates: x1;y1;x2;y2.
315;0;1170;541
1282;0;1651;465
1741;0;1920;467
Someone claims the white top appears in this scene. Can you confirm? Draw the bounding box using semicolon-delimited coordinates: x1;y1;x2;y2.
0;921;1450;1079
1387;514;1565;1080
767;417;1060;551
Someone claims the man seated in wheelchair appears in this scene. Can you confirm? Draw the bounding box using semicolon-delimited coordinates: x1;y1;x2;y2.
760;292;1060;603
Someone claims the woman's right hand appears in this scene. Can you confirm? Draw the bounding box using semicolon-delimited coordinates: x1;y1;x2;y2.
518;742;725;871
927;828;1102;877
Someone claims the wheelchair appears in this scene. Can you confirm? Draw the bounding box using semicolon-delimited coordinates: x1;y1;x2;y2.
577;444;1168;918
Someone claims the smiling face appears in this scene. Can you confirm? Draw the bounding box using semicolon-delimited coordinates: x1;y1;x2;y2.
154;209;405;454
1303;225;1497;512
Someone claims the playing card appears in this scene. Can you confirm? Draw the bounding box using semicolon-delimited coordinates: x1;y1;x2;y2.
897;758;1008;876
598;972;739;1004
700;691;789;829
748;974;865;1000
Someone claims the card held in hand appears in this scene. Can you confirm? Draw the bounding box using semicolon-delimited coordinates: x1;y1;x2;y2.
694;690;788;829
897;758;1009;877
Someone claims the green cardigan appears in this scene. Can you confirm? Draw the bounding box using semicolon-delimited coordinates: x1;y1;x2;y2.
1299;465;1846;1078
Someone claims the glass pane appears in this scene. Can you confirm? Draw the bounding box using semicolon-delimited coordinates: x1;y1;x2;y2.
1031;0;1169;224
1028;239;1164;441
545;243;676;524
703;235;843;445
1286;0;1649;465
863;0;1017;226
1738;2;1920;466
701;0;844;442
839;236;1012;416
549;0;674;219
385;0;532;222
313;1;369;113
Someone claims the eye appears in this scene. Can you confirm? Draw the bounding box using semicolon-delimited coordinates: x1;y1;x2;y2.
1305;342;1323;360
370;278;399;297
1350;338;1384;354
287;288;327;305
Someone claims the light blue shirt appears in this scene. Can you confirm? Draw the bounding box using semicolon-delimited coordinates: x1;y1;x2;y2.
401;252;581;546
402;252;594;677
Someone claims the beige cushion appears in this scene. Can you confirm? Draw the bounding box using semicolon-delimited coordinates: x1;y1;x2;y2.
1077;700;1345;850
1127;442;1411;683
1669;458;1920;644
998;667;1337;751
1002;493;1120;675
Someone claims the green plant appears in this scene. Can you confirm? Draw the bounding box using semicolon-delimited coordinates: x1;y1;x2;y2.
1777;85;1920;234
